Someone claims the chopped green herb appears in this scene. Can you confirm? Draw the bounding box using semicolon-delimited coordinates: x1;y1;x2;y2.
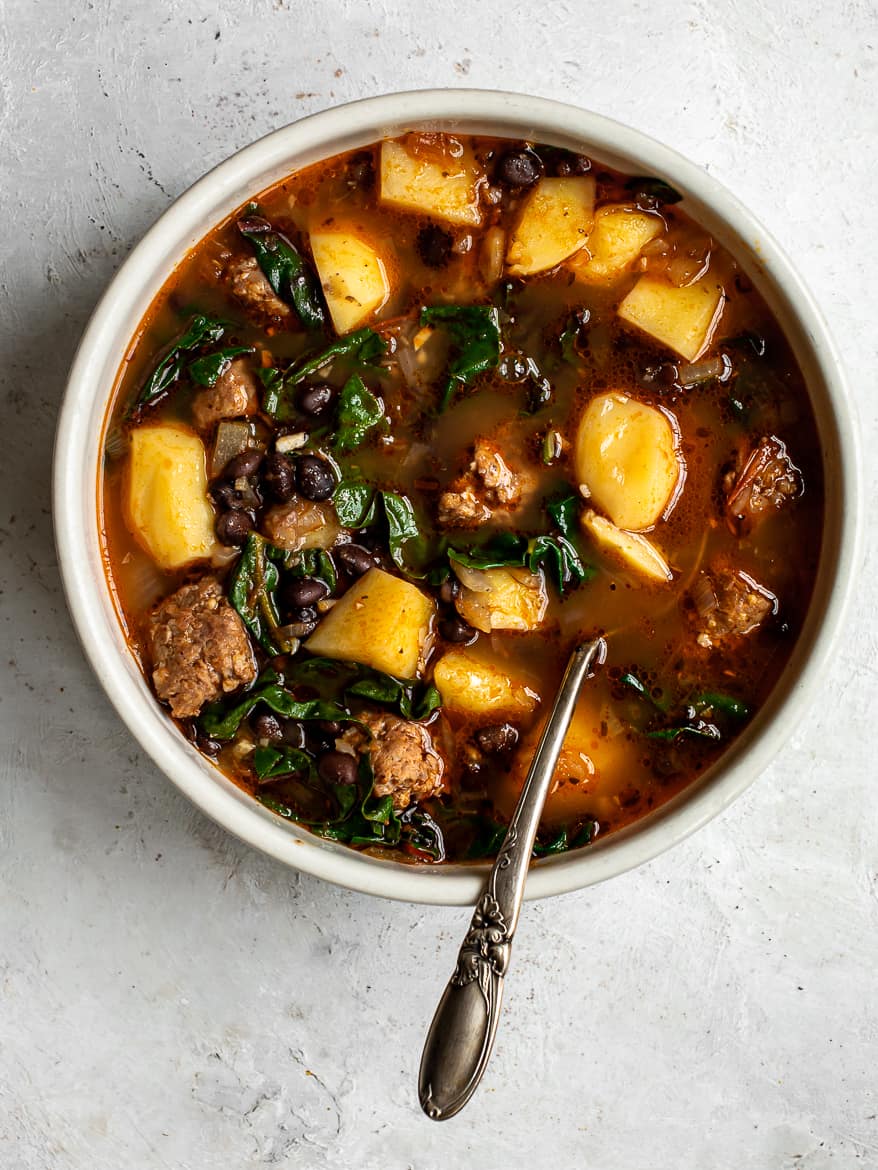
199;674;350;741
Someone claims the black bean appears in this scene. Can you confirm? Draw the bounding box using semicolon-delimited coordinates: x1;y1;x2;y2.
439;578;459;605
194;730;222;757
283;576;329;608
335;543;375;578
216;509;254;545
317;750;359;786
495;148;542;188
498;353;531;383
439;615;477;644
281;720;307;749
262;452;296;502
297;382;336;417
296;454;336;501
476;723;520;755
346;151;375;189
224;448;263;479
416;224;454;268
252;711;283;743
288;605;318;625
554;152;592;177
210;480;247;510
318;720;343;735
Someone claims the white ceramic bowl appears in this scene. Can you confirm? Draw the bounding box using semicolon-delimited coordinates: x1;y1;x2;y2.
53;90;860;905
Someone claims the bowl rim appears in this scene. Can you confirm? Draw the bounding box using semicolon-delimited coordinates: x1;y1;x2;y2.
53;88;862;906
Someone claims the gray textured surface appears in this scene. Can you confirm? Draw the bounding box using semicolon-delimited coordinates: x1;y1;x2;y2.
2;1;877;1167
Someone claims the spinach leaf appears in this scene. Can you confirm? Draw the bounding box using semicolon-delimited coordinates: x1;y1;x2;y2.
558;310;589;364
257;366;287;418
287;656;441;721
420;304;502;409
526;533;589;591
382;490;432;575
532;821;596;856
134;313;228;409
448;532;527;571
260;329;387;420
621;678;748;743
447;503;591;594
187;345;254;387
290;548;337;595
199;676;351;741
647;721;722;743
399;807;446;861
625;176;683;205
692;692;750;720
227;533;286;655
237;213;325;329
332;374;385;452
286;328;386;386
253;744;315;781
260;746;404;847
332;483;437;577
333;480;379;528
546;493;579;539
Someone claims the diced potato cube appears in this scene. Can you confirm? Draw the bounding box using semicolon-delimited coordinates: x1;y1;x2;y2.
125;424;216;570
506;177;595;277
452;563;548;633
305;567;434;679
569;204;663;283
492;696;632;826
309;230;391;335
380;138;483;226
617;274;724;361
581;510;672;584
575;392;683;531
433;649;539;719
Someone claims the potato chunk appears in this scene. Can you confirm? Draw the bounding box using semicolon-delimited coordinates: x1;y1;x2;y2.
506;177;595;277
433;649;539;719
125;424;216;570
305;567;434;680
569;204;663;284
492;696;632;827
380;138;483;226
575;392;683;531
453;563;548;633
309;230;391;335
617;274;724;361
581;510;672;584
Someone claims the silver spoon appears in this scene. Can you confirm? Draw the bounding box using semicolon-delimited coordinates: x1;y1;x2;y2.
418;637;607;1120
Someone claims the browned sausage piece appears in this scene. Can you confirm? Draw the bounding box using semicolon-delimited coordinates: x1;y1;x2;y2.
147;577;256;719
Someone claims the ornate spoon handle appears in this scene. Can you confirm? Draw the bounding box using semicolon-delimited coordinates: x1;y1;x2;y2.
418;637;606;1121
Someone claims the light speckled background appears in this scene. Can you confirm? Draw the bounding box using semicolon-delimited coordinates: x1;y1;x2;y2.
2;1;877;1166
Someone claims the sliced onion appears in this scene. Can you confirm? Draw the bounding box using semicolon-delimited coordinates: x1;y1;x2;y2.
272;627;302;654
275;432;308;454
691;573;718;618
123;553;167;612
104;421;128;461
676;353;732;387
479;226;506;286
210;420;250;478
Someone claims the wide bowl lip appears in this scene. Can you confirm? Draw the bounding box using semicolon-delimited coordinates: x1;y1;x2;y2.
53;88;862;906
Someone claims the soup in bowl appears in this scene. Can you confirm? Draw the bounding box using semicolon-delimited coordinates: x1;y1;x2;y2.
54;92;858;904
